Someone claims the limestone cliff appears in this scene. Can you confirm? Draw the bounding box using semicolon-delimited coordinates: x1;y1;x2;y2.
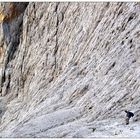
0;2;140;138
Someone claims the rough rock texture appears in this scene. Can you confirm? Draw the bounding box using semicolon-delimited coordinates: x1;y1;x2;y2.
0;2;140;138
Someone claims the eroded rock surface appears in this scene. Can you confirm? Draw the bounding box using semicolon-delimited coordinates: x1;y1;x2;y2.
0;2;140;138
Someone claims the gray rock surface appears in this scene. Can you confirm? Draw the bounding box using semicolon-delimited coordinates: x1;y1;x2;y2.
0;2;140;138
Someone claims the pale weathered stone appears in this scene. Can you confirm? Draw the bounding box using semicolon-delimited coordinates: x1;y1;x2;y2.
0;2;140;138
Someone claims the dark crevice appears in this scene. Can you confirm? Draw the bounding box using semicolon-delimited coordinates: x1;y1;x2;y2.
5;75;11;95
89;106;93;110
129;39;132;44
54;2;59;56
51;3;60;81
117;3;123;17
117;8;123;16
127;13;136;23
0;3;29;95
132;59;136;63
1;73;6;88
105;2;110;8
121;23;126;31
105;62;116;75
121;40;124;45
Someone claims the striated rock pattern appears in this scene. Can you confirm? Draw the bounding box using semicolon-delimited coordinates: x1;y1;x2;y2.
0;2;140;138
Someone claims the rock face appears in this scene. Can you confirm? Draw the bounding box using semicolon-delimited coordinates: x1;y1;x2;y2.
0;2;140;138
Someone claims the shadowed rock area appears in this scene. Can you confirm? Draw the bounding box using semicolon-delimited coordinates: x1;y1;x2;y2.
0;2;140;138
